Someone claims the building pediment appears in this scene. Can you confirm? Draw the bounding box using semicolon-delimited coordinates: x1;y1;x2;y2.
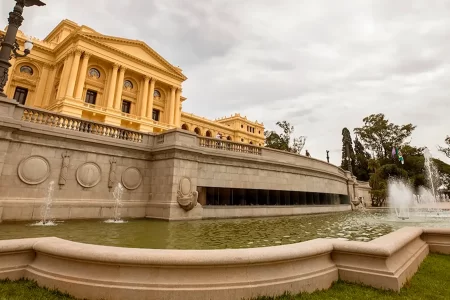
82;34;186;80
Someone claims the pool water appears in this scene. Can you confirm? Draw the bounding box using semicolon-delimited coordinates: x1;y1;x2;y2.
0;211;449;249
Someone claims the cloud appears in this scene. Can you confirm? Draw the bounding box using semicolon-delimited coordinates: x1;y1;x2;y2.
1;0;449;165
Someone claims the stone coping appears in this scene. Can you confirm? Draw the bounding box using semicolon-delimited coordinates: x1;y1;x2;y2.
0;227;449;300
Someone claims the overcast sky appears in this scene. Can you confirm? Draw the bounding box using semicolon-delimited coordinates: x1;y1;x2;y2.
1;0;449;165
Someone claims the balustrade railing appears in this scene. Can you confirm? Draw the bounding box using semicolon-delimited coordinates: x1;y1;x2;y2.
198;137;262;155
21;108;144;143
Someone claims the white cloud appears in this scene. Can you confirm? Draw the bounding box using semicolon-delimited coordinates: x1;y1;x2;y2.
1;0;448;164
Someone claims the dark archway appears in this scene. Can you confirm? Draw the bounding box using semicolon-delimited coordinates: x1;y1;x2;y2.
227;136;232;141
194;127;201;135
206;130;212;137
181;124;189;130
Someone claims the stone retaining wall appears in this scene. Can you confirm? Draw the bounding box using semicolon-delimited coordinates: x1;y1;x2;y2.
0;97;369;221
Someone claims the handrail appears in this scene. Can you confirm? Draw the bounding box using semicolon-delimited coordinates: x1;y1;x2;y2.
198;136;262;155
21;107;144;143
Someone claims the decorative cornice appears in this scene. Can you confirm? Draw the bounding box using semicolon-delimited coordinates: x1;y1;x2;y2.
80;35;186;81
81;33;186;80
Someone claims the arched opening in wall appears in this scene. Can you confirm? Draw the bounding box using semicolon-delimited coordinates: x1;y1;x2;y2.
227;136;232;141
206;130;212;137
194;127;202;135
249;141;253;145
181;124;189;131
10;62;39;105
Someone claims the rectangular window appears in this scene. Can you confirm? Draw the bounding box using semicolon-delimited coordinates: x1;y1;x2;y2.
121;100;131;114
152;109;160;121
85;90;97;105
13;87;28;105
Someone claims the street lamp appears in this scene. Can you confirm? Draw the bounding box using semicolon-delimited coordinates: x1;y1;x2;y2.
0;0;46;97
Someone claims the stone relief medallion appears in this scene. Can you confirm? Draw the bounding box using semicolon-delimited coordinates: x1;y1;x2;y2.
76;162;102;188
17;156;50;185
177;177;198;211
121;167;142;190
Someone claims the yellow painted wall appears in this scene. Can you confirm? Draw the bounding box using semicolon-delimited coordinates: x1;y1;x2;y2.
2;20;265;145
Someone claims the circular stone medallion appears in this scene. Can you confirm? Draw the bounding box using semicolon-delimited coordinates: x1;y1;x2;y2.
76;162;101;188
18;156;50;185
179;177;192;196
121;167;142;190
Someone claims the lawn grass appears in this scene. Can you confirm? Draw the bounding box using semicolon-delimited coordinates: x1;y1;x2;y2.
254;253;450;300
0;254;449;300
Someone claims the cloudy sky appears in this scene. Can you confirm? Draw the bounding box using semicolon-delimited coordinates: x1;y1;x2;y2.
1;0;449;165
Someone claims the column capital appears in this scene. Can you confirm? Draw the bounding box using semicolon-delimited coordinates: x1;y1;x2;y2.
83;51;92;59
143;75;151;81
119;66;127;73
74;49;83;56
112;63;120;70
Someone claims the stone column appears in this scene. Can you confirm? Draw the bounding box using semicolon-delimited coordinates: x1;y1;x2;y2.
140;76;149;118
147;78;156;118
33;65;50;107
174;88;182;126
56;53;74;99
114;66;126;110
168;86;176;125
65;50;82;98
106;64;119;108
42;65;56;108
74;52;91;99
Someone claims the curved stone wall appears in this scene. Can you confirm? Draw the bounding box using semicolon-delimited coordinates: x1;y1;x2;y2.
0;227;449;300
0;99;365;221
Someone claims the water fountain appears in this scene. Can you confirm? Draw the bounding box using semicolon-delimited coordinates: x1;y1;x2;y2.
388;179;412;220
32;181;56;226
388;148;449;220
105;182;126;223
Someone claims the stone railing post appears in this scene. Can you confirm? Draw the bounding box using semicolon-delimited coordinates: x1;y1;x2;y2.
0;96;24;119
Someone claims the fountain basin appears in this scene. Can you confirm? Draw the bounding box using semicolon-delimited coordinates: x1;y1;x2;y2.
0;227;448;300
1;211;450;249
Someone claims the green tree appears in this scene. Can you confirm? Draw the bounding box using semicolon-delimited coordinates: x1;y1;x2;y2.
265;121;306;154
354;113;416;159
340;128;355;172
438;136;450;158
353;137;371;181
369;164;408;207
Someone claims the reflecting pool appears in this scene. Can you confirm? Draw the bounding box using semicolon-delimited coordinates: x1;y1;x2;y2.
0;210;449;249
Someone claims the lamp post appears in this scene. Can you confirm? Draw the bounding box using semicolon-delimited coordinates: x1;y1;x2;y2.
0;0;46;97
326;150;329;163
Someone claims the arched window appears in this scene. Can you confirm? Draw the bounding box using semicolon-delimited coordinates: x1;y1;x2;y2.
88;68;100;79
194;127;201;135
227;136;232;141
20;65;33;76
249;141;253;145
123;80;133;90
206;130;212;137
154;90;161;98
181;124;189;130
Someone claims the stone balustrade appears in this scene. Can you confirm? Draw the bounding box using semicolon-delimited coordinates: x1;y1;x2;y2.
198;136;262;155
21;107;144;143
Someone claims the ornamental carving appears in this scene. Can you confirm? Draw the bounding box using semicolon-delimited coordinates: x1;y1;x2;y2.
108;157;117;188
8;10;24;28
18;156;50;185
58;151;70;186
121;167;142;190
76;162;101;188
177;177;198;211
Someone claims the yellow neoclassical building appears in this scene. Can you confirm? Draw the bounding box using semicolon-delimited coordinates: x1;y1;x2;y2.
1;19;265;145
